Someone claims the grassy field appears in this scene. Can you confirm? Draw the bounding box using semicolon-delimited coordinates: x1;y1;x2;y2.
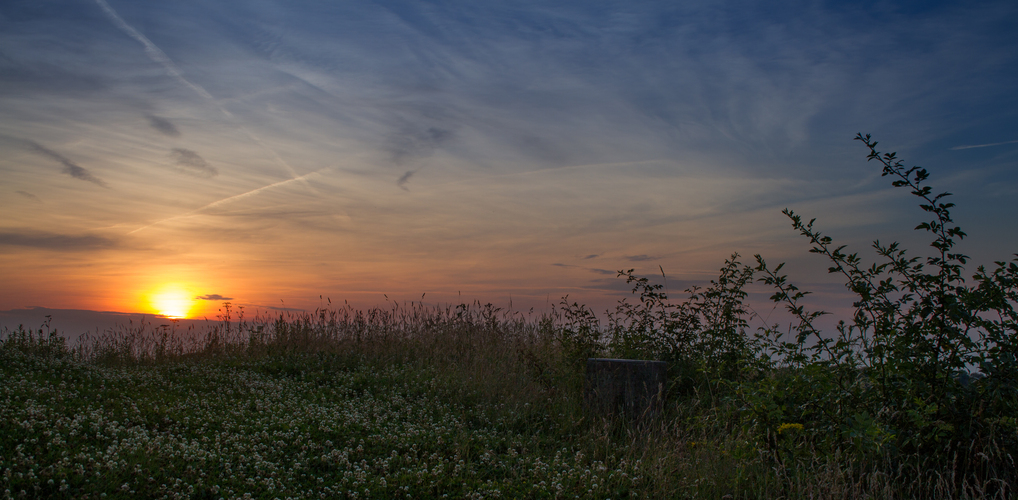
1;297;1012;500
1;304;665;500
0;318;634;499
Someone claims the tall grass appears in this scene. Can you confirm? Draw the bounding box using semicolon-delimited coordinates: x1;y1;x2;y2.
3;299;1011;498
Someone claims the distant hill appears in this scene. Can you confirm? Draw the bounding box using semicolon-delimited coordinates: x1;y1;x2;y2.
0;307;214;345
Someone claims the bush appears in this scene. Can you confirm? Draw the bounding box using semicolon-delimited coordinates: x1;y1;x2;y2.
753;134;1017;462
606;256;767;401
612;134;1017;492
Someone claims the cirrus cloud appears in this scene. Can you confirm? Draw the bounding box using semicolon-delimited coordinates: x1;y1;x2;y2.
169;148;218;178
26;141;109;188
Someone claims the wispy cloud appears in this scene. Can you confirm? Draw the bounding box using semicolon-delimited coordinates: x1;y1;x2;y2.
128;169;325;234
195;294;233;301
26;141;108;188
581;277;641;294
169;148;217;178
15;191;41;202
0;230;117;251
626;255;655;262
950;139;1018;150
185;170;323;213
148;115;181;137
397;170;415;190
93;0;308;185
552;263;617;276
93;0;213;100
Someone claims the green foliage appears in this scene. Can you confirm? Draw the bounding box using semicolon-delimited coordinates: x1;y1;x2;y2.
553;296;605;369
604;135;1017;494
605;255;767;399
748;134;1018;484
0;319;68;361
753;136;1013;462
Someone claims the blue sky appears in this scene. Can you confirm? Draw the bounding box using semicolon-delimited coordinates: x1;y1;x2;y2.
1;0;1016;331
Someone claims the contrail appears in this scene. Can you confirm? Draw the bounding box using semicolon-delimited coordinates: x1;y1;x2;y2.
93;0;213;100
94;0;309;185
128;170;324;234
950;139;1018;150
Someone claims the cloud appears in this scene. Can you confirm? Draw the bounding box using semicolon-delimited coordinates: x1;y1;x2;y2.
950;139;1018;150
93;0;214;100
583;254;599;259
169;148;217;177
128;169;325;234
195;294;234;301
262;304;305;312
94;0;308;185
25;141;109;188
552;263;617;275
0;230;118;251
625;255;655;262
148;115;181;137
15;191;41;202
397;170;415;190
581;277;638;294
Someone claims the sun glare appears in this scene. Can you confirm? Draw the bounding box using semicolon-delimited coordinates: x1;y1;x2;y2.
147;285;195;319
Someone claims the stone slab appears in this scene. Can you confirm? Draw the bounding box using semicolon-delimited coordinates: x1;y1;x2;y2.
584;358;667;424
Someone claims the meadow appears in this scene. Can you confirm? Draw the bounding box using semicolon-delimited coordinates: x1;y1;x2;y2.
2;135;1016;499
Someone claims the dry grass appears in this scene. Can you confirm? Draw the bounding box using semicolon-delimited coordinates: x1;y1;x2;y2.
1;300;1013;499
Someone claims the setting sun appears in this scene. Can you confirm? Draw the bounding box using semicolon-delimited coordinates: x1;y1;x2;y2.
146;285;195;319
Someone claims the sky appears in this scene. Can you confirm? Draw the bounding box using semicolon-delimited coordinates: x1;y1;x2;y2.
2;0;1017;335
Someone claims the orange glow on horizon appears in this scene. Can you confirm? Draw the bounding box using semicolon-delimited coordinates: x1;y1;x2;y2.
143;284;196;319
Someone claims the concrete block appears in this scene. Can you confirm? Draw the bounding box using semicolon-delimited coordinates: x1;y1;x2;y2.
584;358;666;424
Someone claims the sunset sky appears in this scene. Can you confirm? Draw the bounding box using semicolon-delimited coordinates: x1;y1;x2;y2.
2;0;1017;333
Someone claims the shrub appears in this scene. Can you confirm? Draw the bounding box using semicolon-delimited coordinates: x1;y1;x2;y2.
606;255;768;402
609;134;1017;493
751;134;1017;479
